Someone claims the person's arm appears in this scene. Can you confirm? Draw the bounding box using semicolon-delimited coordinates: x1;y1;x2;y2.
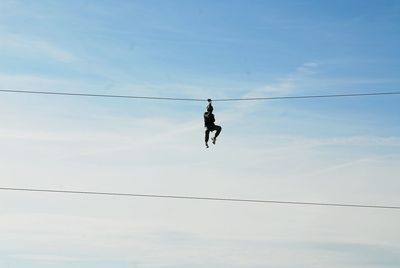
207;100;213;111
211;114;216;123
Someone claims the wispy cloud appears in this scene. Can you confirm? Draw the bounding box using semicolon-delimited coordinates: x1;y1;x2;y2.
216;61;319;122
2;212;399;267
0;34;77;63
244;61;319;97
0;74;77;90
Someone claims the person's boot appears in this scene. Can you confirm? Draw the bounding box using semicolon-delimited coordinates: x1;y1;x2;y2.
211;137;216;144
205;142;209;148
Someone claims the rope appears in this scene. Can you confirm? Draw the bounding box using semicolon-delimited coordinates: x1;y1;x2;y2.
0;186;399;210
1;89;399;102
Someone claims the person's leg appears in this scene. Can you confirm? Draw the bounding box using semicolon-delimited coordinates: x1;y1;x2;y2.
205;129;210;147
214;125;222;138
211;125;221;144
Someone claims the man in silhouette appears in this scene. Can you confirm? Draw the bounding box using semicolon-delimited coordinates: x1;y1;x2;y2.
204;99;222;148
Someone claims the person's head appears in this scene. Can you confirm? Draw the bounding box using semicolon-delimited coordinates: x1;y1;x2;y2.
206;103;213;112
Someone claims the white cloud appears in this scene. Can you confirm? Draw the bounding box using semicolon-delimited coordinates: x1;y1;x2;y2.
0;61;399;267
0;73;84;91
0;34;77;63
246;61;319;97
1;211;399;267
215;62;320;122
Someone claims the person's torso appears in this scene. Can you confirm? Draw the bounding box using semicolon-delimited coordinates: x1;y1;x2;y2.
204;112;215;127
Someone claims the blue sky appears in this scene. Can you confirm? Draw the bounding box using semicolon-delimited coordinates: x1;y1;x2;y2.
0;1;400;267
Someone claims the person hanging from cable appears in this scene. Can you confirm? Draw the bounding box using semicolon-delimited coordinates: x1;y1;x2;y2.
204;99;222;148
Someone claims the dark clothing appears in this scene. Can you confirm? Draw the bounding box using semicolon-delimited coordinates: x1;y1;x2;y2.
204;111;222;142
204;111;215;128
205;125;222;143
